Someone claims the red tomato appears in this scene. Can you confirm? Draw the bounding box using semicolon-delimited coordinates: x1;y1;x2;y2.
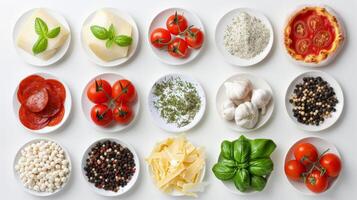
113;103;134;124
293;20;308;38
313;30;332;48
150;28;172;48
294;143;318;166
284;160;306;181
90;104;113;126
168;38;189;58
166;12;188;35
319;153;342;177
307;15;323;32
295;39;311;56
185;27;204;49
87;79;112;104
305;170;329;193
112;79;137;104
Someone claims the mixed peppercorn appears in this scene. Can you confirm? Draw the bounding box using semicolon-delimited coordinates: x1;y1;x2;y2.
84;140;136;192
289;76;338;126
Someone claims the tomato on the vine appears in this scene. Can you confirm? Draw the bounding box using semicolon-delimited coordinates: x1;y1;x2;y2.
305;170;329;193
150;28;172;48
284;160;306;181
294;143;318;165
90;104;113;127
168;38;189;58
166;12;188;35
185;27;204;49
87;79;112;104
113;103;134;124
112;79;137;104
319;153;342;177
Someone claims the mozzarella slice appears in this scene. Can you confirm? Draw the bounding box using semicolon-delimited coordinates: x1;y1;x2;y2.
16;9;69;60
82;9;132;62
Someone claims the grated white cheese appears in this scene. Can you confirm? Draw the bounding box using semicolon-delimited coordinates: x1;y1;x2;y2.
223;12;270;59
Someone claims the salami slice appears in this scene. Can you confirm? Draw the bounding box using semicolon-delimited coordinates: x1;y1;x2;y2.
37;85;62;118
48;105;65;127
17;75;45;103
46;79;66;103
19;106;49;130
23;87;49;113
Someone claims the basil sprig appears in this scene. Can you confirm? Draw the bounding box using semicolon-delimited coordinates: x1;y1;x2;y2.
90;24;132;48
32;17;61;54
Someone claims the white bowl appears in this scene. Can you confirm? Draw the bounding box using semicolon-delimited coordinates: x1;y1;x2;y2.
12;8;71;67
81;73;140;133
13;73;72;134
148;7;205;65
13;138;72;196
148;73;206;133
216;73;274;132
81;8;139;67
285;70;344;132
283;5;346;67
284;137;342;195
215;8;274;67
81;138;140;197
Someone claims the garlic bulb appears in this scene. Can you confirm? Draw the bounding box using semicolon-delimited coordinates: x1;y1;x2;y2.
221;100;236;121
224;79;252;102
235;102;259;129
251;89;272;115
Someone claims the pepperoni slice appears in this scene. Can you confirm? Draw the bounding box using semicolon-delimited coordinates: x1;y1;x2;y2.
48;105;65;127
46;79;66;103
24;87;49;113
37;86;62;118
19;106;49;130
17;75;45;103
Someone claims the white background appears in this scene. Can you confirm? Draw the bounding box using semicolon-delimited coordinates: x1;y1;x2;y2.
0;0;356;200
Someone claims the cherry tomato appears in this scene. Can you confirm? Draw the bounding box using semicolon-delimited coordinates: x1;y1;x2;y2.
185;27;204;49
150;28;172;48
295;39;311;56
90;104;113;126
293;20;308;38
307;15;323;32
313;30;332;48
294;143;318;166
113;103;134;124
112;79;137;104
305;170;329;193
166;12;188;35
87;79;112;104
319;153;342;177
168;38;189;58
284;160;306;181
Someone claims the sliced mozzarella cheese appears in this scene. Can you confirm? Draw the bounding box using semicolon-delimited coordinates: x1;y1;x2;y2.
16;9;69;60
82;9;132;62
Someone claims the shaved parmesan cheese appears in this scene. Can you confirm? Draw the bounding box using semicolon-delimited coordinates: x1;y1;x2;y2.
146;135;206;197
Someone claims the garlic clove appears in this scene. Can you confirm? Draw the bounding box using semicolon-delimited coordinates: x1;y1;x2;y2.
221;100;235;121
251;89;271;115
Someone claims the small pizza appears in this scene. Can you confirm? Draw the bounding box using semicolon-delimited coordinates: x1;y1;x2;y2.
284;6;344;64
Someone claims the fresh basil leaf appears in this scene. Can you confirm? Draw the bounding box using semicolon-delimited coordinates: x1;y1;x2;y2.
248;158;274;176
35;17;48;36
233;135;251;163
221;140;233;160
250;139;276;160
218;156;237;168
212;163;236;181
108;24;115;39
32;37;48;54
114;35;132;47
250;175;267;191
47;27;61;38
90;25;109;40
233;169;250;192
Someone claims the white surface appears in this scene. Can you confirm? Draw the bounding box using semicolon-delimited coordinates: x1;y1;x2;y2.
215;8;274;66
216;73;274;132
0;0;356;200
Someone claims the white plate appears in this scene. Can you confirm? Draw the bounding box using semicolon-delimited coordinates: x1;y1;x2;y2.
285;71;344;132
13;8;71;67
216;73;274;132
13;138;72;196
284;137;342;195
81;73;140;132
148;73;206;133
215;8;274;67
283;5;346;67
81;8;139;67
81;138;140;197
13;73;72;134
148;7;205;65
